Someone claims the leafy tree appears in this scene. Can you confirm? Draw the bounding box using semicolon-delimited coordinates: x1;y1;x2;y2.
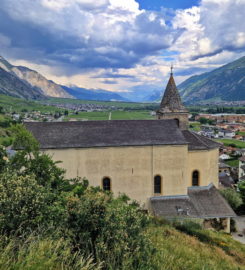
238;181;245;203
199;117;208;124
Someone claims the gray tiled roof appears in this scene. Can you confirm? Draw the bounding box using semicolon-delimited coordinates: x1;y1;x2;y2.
25;119;187;149
182;130;221;150
158;74;188;113
25;120;221;150
150;184;236;218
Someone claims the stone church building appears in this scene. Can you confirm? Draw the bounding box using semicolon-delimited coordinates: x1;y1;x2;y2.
26;72;235;232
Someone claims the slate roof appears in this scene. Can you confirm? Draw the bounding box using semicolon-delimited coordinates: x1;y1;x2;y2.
25;120;221;150
219;162;231;169
158;74;188;113
219;172;234;188
241;165;245;170
239;156;245;162
182;130;221;150
239;175;245;181
150;184;236;218
25;119;187;149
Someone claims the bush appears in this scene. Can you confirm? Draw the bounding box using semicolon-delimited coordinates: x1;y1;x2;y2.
220;188;243;211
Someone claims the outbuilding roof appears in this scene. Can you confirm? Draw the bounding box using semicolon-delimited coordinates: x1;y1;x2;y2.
150;184;236;219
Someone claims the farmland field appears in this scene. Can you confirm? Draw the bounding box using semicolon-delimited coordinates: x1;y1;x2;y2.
215;138;245;148
64;110;155;121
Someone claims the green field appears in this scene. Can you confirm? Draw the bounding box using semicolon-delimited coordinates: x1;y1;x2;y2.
215;138;245;148
0;95;64;113
65;110;155;121
225;159;239;167
189;121;201;132
237;131;245;136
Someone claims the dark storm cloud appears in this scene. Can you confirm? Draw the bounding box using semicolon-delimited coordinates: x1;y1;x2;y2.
0;0;181;75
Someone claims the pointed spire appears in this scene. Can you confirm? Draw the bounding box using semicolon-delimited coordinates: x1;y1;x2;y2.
159;70;187;113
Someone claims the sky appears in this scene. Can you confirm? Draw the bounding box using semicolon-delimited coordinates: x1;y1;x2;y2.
0;0;244;95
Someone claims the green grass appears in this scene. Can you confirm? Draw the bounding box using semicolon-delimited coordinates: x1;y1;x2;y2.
225;159;239;167
147;222;245;270
65;110;155;121
0;95;65;113
237;131;245;136
215;139;245;149
189;121;201;132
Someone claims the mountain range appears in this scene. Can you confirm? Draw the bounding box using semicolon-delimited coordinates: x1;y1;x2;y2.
178;56;245;104
62;86;128;101
0;55;244;103
0;56;127;101
0;56;72;99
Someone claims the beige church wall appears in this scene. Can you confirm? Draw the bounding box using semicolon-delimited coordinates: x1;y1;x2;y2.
44;144;188;207
187;149;219;187
152;145;188;196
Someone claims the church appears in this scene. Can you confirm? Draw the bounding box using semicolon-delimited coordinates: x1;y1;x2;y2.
25;71;235;232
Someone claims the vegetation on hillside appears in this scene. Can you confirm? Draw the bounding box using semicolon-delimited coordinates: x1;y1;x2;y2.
0;124;244;269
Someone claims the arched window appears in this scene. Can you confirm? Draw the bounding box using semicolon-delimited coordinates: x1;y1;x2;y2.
154;175;162;194
102;177;111;191
192;170;199;186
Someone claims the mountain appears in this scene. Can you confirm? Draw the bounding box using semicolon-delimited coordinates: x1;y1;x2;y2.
143;90;162;102
178;56;245;104
0;56;73;99
63;86;128;102
118;85;162;102
0;67;43;99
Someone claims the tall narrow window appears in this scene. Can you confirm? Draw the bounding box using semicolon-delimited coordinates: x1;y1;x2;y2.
192;170;199;186
174;118;180;127
154;175;162;194
103;177;111;191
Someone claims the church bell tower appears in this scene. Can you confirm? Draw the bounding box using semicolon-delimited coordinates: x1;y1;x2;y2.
156;66;189;130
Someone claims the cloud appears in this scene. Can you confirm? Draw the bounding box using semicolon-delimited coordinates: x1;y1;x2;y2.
101;79;118;84
0;0;244;96
172;0;245;61
0;0;180;72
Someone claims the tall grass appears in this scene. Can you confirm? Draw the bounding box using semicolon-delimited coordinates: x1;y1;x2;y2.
0;235;102;270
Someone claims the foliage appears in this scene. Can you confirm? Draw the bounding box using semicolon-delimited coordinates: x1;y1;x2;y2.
0;172;67;235
0;124;245;269
220;188;243;211
148;223;245;270
0;235;102;270
199;117;214;125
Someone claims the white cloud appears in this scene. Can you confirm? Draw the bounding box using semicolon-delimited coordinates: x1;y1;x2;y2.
0;0;244;96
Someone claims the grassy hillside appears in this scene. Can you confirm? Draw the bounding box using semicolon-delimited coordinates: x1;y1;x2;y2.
179;56;245;103
0;222;244;270
147;222;245;270
0;95;64;113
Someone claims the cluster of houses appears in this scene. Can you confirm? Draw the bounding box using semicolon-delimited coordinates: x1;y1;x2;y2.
219;146;245;189
199;123;245;140
45;102;117;112
195;113;245;124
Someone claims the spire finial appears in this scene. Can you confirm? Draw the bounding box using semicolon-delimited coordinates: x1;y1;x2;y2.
170;63;173;75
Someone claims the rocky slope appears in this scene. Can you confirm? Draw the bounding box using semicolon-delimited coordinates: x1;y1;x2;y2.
178;56;245;104
0;56;73;99
0;67;43;99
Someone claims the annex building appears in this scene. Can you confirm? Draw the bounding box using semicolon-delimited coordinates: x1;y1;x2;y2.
26;71;235;232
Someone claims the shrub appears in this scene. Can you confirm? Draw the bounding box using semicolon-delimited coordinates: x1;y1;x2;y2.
220;188;243;211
